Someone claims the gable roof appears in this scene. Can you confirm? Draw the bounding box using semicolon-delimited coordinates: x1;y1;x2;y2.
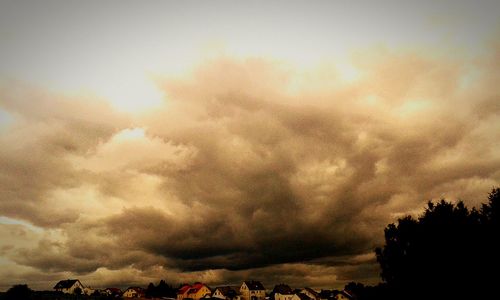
273;284;293;295
188;283;210;294
216;286;240;296
124;287;144;293
53;279;81;290
338;291;352;299
178;284;192;295
302;288;318;297
295;293;313;300
243;281;265;291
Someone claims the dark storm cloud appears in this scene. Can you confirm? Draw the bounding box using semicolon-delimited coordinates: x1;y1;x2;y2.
102;207;372;271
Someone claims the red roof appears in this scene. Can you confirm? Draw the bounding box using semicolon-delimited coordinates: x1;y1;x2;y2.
180;283;209;295
178;284;193;295
189;283;207;294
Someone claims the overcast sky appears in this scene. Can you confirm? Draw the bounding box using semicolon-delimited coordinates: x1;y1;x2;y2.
1;0;499;291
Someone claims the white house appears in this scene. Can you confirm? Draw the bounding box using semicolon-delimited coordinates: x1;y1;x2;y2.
240;281;266;300
123;287;145;298
53;279;85;294
214;286;241;300
272;284;294;300
104;288;122;297
83;287;96;295
291;293;313;300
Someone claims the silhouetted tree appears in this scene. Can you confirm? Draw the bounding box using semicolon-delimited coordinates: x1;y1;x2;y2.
375;188;500;300
5;284;33;300
145;280;176;298
146;282;156;298
157;280;176;298
482;187;500;223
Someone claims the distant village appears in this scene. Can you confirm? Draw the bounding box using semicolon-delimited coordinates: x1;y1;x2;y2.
46;279;353;300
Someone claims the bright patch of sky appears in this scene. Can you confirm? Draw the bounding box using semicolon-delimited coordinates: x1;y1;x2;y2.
0;109;14;128
397;99;432;115
1;0;498;114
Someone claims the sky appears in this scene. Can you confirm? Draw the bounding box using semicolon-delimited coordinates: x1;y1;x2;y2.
1;0;500;292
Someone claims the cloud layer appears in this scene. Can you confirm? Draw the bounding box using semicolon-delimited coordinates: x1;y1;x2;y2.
1;45;500;290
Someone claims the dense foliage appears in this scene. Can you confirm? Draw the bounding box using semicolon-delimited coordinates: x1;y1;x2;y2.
4;284;33;300
347;188;500;300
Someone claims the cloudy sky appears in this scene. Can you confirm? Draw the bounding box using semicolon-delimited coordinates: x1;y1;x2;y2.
1;0;500;291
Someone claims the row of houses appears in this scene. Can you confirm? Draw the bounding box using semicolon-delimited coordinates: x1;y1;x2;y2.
53;279;352;300
53;279;145;298
178;281;351;300
178;281;266;300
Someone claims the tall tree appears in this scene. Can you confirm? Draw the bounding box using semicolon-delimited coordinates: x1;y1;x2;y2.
146;282;157;298
375;188;500;300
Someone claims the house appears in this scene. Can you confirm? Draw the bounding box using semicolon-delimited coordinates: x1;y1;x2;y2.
178;283;212;300
83;287;96;296
272;284;294;300
178;284;193;300
240;281;266;300
187;283;212;300
123;287;145;298
299;288;319;300
213;286;241;300
53;279;85;294
291;293;313;300
335;291;352;300
104;288;122;297
83;287;94;295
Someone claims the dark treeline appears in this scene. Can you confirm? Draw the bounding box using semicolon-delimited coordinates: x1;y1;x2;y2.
345;188;500;300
